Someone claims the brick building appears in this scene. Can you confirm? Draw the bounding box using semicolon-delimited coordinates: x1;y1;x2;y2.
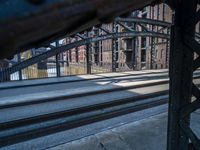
61;3;199;72
101;3;172;71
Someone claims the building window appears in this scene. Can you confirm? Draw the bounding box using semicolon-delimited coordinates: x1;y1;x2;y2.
155;49;158;60
116;52;119;62
125;39;132;50
116;40;119;61
161;49;164;59
126;53;132;63
141;49;146;62
157;5;160;19
75;48;79;63
69;50;72;62
163;4;166;21
141;37;146;48
100;44;103;62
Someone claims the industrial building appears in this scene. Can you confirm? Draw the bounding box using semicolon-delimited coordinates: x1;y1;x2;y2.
64;3;173;72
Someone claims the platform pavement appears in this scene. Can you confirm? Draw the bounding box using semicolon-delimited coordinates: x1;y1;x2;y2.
0;78;168;109
0;69;168;89
47;111;200;150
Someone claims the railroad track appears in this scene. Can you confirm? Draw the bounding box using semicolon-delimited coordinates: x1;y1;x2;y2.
0;92;168;147
0;75;199;148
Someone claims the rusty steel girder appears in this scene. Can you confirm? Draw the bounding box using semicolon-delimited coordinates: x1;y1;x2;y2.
0;0;163;59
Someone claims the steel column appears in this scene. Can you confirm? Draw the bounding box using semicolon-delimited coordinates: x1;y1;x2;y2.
132;22;136;70
150;36;156;69
165;28;170;68
86;31;92;74
167;0;199;150
131;37;136;70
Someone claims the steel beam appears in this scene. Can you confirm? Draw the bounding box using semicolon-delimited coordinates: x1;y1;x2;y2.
76;34;87;40
137;23;150;32
116;21;135;32
99;27;112;34
115;17;171;27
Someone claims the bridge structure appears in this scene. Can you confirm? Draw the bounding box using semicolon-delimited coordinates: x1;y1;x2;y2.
0;0;199;150
0;17;171;81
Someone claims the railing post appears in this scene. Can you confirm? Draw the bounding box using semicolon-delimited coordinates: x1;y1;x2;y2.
56;53;60;77
55;41;61;77
86;43;91;74
17;53;23;80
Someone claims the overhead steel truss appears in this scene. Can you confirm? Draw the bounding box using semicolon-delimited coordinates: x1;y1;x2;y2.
167;0;200;150
0;17;171;80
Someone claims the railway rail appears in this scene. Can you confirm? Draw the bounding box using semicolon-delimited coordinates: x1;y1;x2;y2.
0;91;168;147
0;73;199;148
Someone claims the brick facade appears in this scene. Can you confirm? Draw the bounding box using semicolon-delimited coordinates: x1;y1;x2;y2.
58;4;199;72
